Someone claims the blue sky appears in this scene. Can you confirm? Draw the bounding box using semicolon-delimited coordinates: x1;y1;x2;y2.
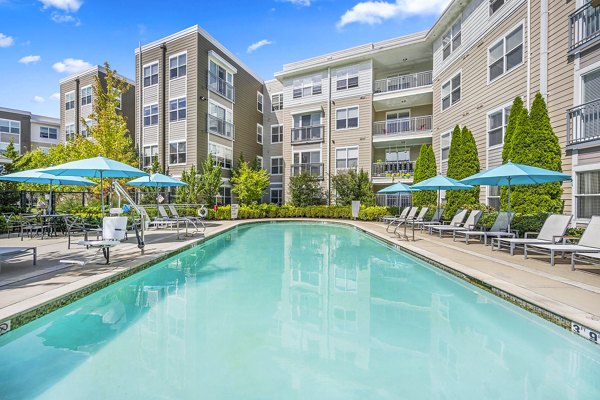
0;0;450;118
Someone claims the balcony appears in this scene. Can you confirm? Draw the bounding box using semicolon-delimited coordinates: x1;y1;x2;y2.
290;163;324;179
567;98;600;146
208;71;235;102
372;71;433;112
373;116;432;137
568;1;600;54
371;161;415;184
207;114;235;140
374;71;433;94
291;125;324;144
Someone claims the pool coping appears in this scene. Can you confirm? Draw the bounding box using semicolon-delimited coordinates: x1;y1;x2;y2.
0;218;598;345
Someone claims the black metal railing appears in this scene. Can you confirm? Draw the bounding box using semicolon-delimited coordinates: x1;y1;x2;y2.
567;98;600;145
208;71;235;102
290;163;324;179
291;125;324;143
206;114;235;140
372;161;416;178
568;1;600;53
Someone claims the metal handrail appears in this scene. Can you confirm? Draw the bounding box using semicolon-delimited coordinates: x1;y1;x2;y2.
206;114;235;140
111;181;146;250
373;116;433;136
568;1;600;53
208;71;235;102
374;70;433;94
291;125;324;143
372;161;416;177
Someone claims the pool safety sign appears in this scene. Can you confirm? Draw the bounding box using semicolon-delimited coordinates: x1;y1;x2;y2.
0;320;11;336
572;322;599;344
231;204;239;220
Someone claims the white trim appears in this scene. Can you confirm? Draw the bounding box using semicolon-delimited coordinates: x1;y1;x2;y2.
257;91;264;113
335;105;360;131
575;63;600;105
440;130;452;165
487;20;526;85
270;123;283;144
256;123;263;144
168;50;188;80
270;156;283;175
334;145;359;171
59;65;135;85
440;70;461;112
572;163;600;222
80;85;92;106
168;140;187;166
168;97;187;123
486;101;512;150
441;14;462;61
142;61;160;88
208;50;238;74
290;106;323;115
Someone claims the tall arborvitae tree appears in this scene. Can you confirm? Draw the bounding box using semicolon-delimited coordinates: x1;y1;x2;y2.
508;93;563;213
502;96;525;164
412;144;437;206
446;125;480;217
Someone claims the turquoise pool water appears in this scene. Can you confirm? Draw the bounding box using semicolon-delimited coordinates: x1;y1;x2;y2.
0;222;599;399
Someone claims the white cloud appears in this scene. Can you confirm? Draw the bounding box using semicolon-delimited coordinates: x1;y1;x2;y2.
50;12;80;25
0;33;14;48
337;0;451;28
50;92;60;101
33;96;45;103
247;39;273;53
52;58;91;74
19;55;41;64
39;0;82;12
281;0;311;6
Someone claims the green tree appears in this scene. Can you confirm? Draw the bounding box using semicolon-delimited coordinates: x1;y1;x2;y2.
232;152;245;180
332;169;375;206
231;161;270;205
412;144;437;206
199;154;222;205
446;125;480;217
0;140;21;210
176;164;202;204
508;92;563;213
289;172;324;206
502;96;524;164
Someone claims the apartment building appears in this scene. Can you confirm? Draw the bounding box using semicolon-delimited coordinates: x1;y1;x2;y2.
134;25;264;204
0;107;60;155
59;65;135;143
263;79;284;204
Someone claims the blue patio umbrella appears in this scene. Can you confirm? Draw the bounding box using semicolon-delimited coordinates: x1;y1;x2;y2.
127;173;187;211
0;169;96;214
378;182;419;208
460;161;571;232
411;175;473;209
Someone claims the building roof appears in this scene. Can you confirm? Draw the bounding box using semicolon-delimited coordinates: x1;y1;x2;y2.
0;107;59;124
59;65;135;86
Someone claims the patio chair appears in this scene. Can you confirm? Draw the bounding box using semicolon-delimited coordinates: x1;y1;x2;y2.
71;216;128;264
524;215;600;270
414;208;445;231
0;247;36;272
429;209;482;238
382;207;410;224
64;215;100;249
3;213;22;239
19;214;45;241
426;209;468;235
387;207;418;233
491;214;573;256
168;204;205;233
453;212;515;245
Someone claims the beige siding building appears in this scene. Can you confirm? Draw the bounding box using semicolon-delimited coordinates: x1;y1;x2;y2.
263;79;284;204
0;107;59;155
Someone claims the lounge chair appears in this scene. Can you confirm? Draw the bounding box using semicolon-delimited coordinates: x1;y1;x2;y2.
414;208;445;231
153;205;176;229
389;207;419;234
406;207;429;227
426;209;468;235
453;212;515;245
491;214;573;255
383;207;410;225
168;204;205;232
76;216;128;264
0;247;36;272
429;209;482;238
525;215;600;270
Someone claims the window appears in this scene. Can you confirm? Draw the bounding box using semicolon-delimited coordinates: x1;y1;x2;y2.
441;132;451;161
65;91;75;111
488;105;511;147
143;145;158;168
81;86;92;106
489;24;523;82
336;66;359;90
271;93;283;111
207;101;233;139
40;126;58;140
292;150;321;177
270;188;283;205
219;186;232;205
143;62;159;87
80;120;92;137
442;16;462;60
487;186;501;210
292;74;322;99
169;53;186;79
271;156;283;175
271;124;283;144
336;147;358;170
0;119;21;152
256;156;263;169
336;106;359;129
143;104;159;126
576;170;600;219
169;141;186;165
65;123;75;141
209;141;233;169
257;123;263;144
112;88;122;110
490;0;505;16
169;98;186;122
208;60;234;101
441;72;461;111
257;91;263;113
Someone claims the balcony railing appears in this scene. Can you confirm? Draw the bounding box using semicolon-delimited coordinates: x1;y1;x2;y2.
290;163;324;179
291;125;324;144
208;71;235;102
568;1;600;53
373;71;433;94
206;114;235;140
567;98;600;146
372;161;416;178
373;116;432;137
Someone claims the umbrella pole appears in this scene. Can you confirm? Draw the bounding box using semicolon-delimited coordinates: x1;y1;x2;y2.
507;178;511;234
49;180;53;215
437;189;441;210
100;171;104;219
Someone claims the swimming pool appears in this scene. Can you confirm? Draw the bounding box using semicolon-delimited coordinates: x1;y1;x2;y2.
0;222;599;399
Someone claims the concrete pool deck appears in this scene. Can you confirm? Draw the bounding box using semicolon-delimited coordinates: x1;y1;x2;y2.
0;218;599;338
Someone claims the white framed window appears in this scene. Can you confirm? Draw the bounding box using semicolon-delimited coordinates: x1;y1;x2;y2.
207;101;234;139
487;186;501;210
143;62;159;87
169;53;187;79
80;86;92;106
441;131;452;161
271;124;283;144
219;186;232;205
490;0;505;16
292;74;322;98
442;15;462;60
489;23;524;83
209;141;233;169
65;91;75;111
169;141;186;165
40;126;58;140
208;60;234;102
257;123;263;144
65;123;75;141
0;119;20;152
271;156;283;175
292;150;321;177
169;97;186;122
256;156;263;169
576;170;600;219
336;66;359;90
271;93;283;111
270;188;283;205
487;104;512;148
143;104;159;127
441;72;461;111
143;144;158;168
336;146;359;170
257;91;263;113
336;106;359;130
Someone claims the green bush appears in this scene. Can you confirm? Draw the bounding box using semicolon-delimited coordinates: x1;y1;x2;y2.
412;144;437;206
289;172;325;206
332;169;375;206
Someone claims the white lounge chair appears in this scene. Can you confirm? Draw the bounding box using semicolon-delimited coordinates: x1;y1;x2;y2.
525;215;600;270
406;207;429;227
430;209;482;238
391;207;420;234
168;204;205;233
491;214;573;255
383;207;410;226
427;209;468;235
77;216;128;264
0;247;36;272
414;208;445;231
454;212;515;245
